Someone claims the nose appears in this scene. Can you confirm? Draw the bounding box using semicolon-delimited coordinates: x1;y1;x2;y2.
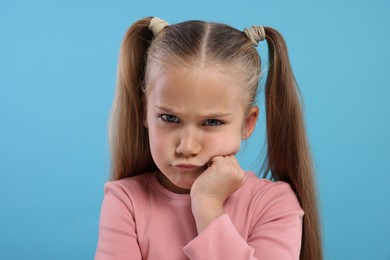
176;126;201;157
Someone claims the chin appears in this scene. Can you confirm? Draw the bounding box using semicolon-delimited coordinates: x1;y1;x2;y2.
173;179;194;190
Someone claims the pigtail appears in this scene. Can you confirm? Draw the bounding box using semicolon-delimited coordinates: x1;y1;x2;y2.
263;27;322;260
110;17;157;180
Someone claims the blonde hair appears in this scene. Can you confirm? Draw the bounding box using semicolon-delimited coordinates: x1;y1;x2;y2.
109;16;322;260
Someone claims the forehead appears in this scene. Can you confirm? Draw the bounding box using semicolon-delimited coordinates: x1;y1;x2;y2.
146;66;245;111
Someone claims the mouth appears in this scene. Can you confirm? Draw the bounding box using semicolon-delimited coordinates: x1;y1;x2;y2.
173;164;203;171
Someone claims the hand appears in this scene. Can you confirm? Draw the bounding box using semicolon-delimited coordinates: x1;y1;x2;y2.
191;155;245;202
190;155;245;233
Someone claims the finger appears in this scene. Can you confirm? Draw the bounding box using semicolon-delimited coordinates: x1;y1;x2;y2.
207;156;223;169
210;155;224;163
222;154;238;168
227;155;245;176
208;155;224;166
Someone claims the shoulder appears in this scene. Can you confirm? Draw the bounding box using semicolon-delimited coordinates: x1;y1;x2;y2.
230;172;303;219
103;173;153;205
105;172;151;191
238;172;298;198
252;174;299;204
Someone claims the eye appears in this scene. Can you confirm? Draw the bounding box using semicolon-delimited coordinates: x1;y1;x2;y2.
203;119;224;127
159;114;180;123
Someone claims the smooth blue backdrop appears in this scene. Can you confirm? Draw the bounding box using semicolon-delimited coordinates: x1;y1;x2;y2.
1;0;389;259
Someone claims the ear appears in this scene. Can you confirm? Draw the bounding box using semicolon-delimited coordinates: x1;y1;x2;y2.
242;106;259;140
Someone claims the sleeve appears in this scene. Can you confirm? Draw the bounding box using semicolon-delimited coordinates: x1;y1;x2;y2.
183;182;304;260
94;181;142;260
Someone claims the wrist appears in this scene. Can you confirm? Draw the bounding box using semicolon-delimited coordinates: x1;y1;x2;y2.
191;195;225;234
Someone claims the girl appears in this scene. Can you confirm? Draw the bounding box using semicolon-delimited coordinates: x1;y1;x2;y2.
95;17;322;260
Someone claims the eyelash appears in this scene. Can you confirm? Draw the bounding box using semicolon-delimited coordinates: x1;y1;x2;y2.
158;114;224;127
159;114;179;123
203;119;224;127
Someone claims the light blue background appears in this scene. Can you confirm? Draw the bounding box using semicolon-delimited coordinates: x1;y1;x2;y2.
1;0;389;259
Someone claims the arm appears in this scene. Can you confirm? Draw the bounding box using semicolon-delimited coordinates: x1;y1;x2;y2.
185;155;303;259
189;155;245;234
184;204;303;260
246;182;304;259
94;182;142;260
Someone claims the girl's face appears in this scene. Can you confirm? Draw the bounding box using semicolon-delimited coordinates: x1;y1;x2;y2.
145;66;258;193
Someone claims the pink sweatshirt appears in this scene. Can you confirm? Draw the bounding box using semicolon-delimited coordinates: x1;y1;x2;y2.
95;171;303;259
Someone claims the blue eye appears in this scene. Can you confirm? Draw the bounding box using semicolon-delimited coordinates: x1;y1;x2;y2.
204;119;223;126
160;114;179;123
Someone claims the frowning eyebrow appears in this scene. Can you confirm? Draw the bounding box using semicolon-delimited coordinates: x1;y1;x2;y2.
155;105;233;118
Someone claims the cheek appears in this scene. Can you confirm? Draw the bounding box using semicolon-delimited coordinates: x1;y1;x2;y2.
148;123;170;156
205;131;241;156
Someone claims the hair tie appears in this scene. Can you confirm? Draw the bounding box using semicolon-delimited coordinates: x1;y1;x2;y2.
244;26;266;46
149;17;169;37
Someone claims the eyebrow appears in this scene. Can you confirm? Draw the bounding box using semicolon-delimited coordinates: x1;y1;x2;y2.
155;105;233;118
